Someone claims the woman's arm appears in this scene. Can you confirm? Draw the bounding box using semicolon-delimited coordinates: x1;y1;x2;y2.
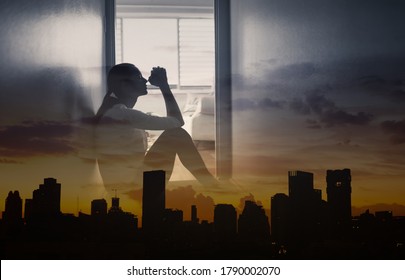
148;67;184;126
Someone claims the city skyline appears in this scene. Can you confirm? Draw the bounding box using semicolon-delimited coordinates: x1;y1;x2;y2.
2;168;404;224
2;169;404;260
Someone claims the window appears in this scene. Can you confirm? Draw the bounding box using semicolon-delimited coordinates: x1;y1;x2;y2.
117;18;179;85
114;1;220;179
115;4;215;91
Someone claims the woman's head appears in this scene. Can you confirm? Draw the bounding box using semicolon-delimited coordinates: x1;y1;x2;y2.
107;63;148;107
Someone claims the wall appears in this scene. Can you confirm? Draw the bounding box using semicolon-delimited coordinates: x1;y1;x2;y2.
0;0;107;214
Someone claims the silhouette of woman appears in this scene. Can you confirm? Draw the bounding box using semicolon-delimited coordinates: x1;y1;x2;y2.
95;63;217;189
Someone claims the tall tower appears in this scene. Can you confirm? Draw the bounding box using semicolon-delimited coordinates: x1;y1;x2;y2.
2;191;23;234
287;171;324;242
3;191;23;222
142;170;165;234
326;169;352;232
29;178;61;219
91;199;107;216
109;195;123;214
214;204;237;240
288;171;314;200
191;205;199;223
271;193;290;244
238;201;270;240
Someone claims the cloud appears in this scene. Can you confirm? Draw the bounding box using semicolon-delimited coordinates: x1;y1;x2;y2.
289;98;311;115
233;98;284;111
258;98;285;110
355;75;405;101
356;75;387;89
381;119;405;144
305;93;335;114
233;98;257;111
305;119;322;129
237;193;262;212
124;185;216;222
271;62;318;80
0;158;23;164
0;66;92;124
250;56;405;102
0;120;75;157
123;187;143;201
320;110;373;127
165;185;215;221
290;93;373;127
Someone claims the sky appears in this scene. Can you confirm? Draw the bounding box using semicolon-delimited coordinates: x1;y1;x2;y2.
229;0;405;214
1;0;405;222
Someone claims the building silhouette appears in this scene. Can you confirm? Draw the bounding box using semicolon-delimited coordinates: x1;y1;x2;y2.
288;171;323;204
288;171;324;242
3;191;23;222
85;195;138;241
238;201;270;240
375;210;393;223
271;171;329;251
271;193;290;245
142;170;165;234
288;171;314;200
214;204;237;240
1;172;405;259
163;209;183;224
91;199;107;216
158;208;183;242
2;191;23;235
107;195;138;238
191;205;199;223
109;196;123;214
326;169;352;234
25;178;61;221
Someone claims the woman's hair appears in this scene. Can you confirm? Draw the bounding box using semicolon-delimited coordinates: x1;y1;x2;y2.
107;63;140;94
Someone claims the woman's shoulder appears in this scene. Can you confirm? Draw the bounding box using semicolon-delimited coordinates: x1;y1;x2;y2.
105;104;147;120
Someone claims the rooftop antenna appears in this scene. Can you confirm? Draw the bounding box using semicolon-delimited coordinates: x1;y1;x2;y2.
112;188;117;198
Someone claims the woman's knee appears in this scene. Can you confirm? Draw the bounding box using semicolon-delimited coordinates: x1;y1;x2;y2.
161;127;191;140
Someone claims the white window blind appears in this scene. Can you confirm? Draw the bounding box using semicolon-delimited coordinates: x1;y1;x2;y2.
115;17;214;89
178;18;215;87
115;18;123;64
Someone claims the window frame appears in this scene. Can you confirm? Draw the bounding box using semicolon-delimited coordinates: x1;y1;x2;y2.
115;4;215;93
108;0;232;179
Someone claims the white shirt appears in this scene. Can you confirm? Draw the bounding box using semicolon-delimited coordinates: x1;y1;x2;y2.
95;103;182;156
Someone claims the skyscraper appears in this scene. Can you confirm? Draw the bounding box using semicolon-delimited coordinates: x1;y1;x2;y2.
2;191;23;235
91;199;107;216
191;205;199;223
238;201;270;240
288;171;314;200
288;171;324;242
163;209;183;225
109;196;123;214
3;191;23;223
271;193;290;244
142;170;165;234
214;204;237;240
26;178;61;220
326;169;352;232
